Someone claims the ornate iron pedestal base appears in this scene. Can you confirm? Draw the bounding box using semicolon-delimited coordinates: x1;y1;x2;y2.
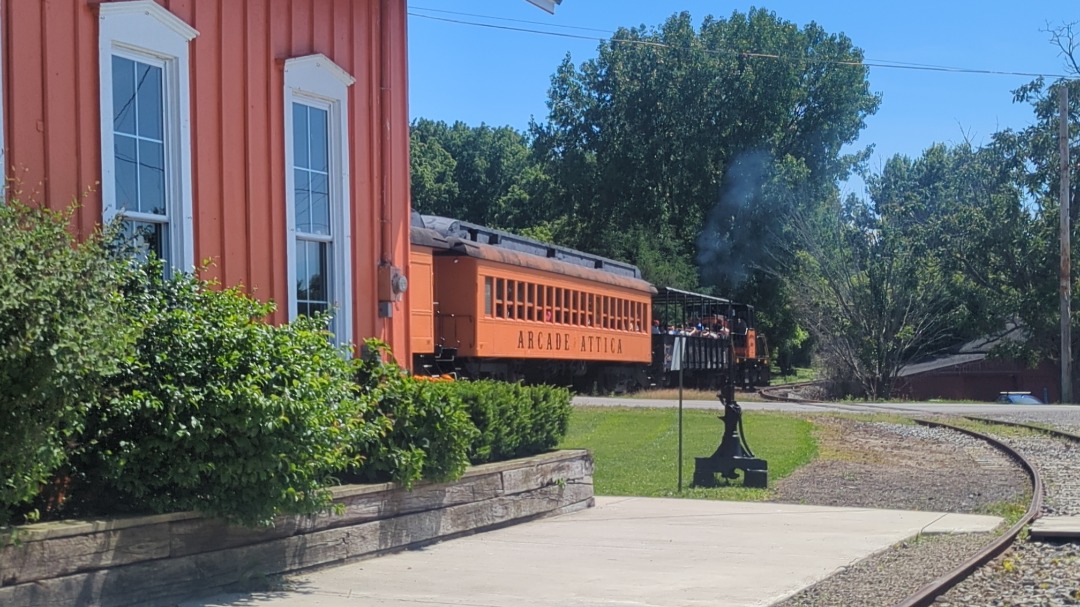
692;454;769;488
691;390;769;489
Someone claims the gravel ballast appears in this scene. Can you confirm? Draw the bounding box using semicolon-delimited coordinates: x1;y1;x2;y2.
770;416;1030;607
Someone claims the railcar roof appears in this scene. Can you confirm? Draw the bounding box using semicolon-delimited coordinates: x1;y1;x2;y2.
449;239;657;294
409;225;451;249
418;215;643;280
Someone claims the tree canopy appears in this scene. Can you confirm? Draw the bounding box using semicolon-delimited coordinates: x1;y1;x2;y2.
530;9;880;288
407;11;1080;397
410;118;552;234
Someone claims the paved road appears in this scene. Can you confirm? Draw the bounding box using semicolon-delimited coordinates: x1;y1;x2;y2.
574;395;1080;417
184;496;1001;607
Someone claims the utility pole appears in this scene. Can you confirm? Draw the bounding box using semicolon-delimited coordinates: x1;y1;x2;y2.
1060;84;1072;404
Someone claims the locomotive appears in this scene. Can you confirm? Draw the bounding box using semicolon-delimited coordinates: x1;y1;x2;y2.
409;214;769;393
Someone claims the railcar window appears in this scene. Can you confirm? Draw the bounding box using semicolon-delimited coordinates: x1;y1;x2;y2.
603;296;610;329
525;283;533;321
570;291;578;326
534;284;542;322
484;278;493;317
554;288;562;323
517;281;526;319
587;294;594;327
545;286;554;323
495;278;504;318
618;298;625;331
533;283;540;321
506;279;516;319
537;283;542;320
563;289;570;325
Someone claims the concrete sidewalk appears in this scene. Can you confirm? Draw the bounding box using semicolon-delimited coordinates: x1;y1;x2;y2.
184;496;1002;607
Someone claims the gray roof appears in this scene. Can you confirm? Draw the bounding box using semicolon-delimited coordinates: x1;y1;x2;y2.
898;325;1027;377
418;215;643;280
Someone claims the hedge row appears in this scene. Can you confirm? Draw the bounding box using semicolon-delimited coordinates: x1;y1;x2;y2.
351;344;573;488
0;199;573;527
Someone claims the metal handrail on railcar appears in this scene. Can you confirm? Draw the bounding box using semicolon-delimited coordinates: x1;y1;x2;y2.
649;286;771;388
652;333;732;373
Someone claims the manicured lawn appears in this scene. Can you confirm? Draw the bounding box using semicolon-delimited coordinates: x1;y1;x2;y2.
558;407;817;500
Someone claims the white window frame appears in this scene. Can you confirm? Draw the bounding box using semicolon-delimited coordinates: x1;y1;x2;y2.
284;54;355;343
98;0;197;271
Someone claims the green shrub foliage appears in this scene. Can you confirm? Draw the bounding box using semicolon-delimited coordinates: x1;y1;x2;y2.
453;380;572;464
76;264;376;526
0;200;133;525
354;341;476;488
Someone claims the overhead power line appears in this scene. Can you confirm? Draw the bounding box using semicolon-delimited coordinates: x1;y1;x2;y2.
410;5;612;33
408;9;1073;80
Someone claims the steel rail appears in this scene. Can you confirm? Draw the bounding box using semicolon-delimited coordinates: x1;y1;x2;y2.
961;415;1080;442
754;384;1055;606
891;418;1045;607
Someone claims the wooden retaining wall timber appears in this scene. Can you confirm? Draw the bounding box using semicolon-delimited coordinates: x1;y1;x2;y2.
0;450;594;607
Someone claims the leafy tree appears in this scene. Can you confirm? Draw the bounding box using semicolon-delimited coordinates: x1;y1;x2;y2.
867;142;1036;349
409;119;552;231
962;27;1080;367
787;197;958;399
530;9;880;355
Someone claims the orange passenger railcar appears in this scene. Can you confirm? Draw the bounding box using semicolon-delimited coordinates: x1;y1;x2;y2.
412;216;656;392
436;249;654;363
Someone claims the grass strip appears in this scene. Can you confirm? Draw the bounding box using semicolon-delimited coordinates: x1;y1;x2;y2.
558;406;816;500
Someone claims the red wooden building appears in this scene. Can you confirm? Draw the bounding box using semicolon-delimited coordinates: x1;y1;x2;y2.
2;0;412;357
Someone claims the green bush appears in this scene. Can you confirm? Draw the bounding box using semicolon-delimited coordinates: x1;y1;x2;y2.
0;200;133;525
453;380;573;464
354;341;476;488
73;264;377;526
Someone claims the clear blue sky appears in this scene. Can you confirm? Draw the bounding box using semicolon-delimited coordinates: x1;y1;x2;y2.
408;1;1077;197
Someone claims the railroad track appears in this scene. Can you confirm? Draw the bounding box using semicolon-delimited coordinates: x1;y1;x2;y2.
758;383;1080;606
758;381;821;402
891;418;1044;607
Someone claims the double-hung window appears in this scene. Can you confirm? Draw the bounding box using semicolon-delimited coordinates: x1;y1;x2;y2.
284;55;354;342
98;1;197;271
292;102;332;317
